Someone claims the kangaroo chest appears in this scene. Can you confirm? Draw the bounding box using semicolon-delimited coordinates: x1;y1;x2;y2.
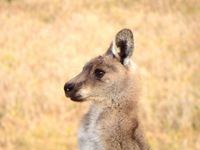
77;103;148;150
78;105;104;150
78;105;129;150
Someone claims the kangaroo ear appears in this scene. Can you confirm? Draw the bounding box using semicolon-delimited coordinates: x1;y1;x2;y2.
107;29;134;66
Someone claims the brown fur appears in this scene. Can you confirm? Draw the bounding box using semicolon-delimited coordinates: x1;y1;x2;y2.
64;29;150;150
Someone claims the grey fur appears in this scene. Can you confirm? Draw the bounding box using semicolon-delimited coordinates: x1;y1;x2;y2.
64;29;150;150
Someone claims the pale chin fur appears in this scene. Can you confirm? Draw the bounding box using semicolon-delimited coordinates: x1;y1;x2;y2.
78;88;90;99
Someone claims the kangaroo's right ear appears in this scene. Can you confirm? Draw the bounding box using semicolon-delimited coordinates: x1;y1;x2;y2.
106;29;134;66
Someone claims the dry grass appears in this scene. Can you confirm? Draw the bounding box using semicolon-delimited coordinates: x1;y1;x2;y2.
0;0;199;149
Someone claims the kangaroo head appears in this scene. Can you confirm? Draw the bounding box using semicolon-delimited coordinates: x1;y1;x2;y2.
64;29;136;103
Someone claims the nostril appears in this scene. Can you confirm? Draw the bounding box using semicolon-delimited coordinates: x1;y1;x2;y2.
64;83;74;93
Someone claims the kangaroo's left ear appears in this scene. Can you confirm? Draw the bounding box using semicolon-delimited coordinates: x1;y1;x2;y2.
107;28;134;66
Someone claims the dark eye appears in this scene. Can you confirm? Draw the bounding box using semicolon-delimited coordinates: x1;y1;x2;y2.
94;69;105;79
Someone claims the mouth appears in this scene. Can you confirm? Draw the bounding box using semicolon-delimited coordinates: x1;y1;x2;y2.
70;95;85;102
65;92;86;102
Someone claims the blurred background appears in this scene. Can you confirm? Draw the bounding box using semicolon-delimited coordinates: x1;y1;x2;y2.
0;0;199;150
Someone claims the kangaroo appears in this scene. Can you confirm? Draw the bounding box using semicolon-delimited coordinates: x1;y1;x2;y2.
64;29;150;150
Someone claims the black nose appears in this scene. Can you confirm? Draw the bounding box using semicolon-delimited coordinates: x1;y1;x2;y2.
64;83;75;93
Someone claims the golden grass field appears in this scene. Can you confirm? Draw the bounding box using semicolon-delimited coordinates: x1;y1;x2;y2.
0;0;199;149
